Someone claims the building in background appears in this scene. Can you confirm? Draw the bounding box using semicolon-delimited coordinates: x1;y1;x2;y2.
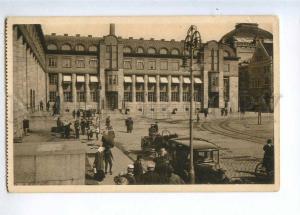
220;23;273;112
13;25;47;142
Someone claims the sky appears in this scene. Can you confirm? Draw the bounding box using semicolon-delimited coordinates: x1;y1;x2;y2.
41;18;273;42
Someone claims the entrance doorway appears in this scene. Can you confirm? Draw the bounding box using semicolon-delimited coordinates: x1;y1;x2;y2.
106;92;118;110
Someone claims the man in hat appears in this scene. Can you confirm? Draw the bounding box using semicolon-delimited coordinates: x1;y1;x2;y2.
123;164;136;185
133;155;144;183
263;139;274;174
141;162;161;184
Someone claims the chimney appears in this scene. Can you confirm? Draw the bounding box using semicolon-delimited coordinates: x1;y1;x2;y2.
110;23;115;35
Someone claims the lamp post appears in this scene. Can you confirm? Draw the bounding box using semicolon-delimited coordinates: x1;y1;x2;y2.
183;25;202;184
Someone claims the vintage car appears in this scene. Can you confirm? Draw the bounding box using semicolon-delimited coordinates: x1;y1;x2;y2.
166;137;228;184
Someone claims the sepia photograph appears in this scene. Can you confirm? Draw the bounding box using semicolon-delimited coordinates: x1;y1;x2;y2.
6;16;279;192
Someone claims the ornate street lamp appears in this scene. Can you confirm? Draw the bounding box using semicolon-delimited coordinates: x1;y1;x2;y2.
182;25;202;184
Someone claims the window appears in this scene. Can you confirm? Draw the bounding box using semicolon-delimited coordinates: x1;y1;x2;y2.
171;84;179;102
136;84;144;102
61;44;71;51
171;49;179;55
47;44;57;50
183;84;189;102
90;91;97;102
107;75;118;85
75;44;85;51
76;58;85;68
90;82;98;102
136;47;144;54
123;60;132;69
224;64;230;73
106;45;118;69
136;60;144;70
124;83;132;102
89;58;98;68
89;45;97;52
76;83;85;102
49;74;58;85
148;47;156;54
160;84;168;102
49;91;57;102
62;58;72;68
48;57;57;67
160;61;168;70
63;82;72;102
170;62;179;71
159;48;168;55
194;85;201;102
148;61;156;70
123;47;132;53
148;84;156;102
211;49;218;71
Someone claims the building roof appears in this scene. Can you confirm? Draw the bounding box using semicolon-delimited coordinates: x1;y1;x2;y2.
220;23;273;44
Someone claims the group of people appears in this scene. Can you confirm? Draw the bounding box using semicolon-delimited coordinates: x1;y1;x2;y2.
114;148;185;185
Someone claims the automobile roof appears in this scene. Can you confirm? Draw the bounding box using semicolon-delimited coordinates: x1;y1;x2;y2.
170;137;219;151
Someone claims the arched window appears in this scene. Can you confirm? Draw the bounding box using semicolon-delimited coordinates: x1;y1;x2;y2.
61;44;71;51
123;46;132;53
75;44;85;51
171;49;179;55
136;47;144;54
88;45;97;52
159;48;168;55
47;44;57;50
148;47;156;54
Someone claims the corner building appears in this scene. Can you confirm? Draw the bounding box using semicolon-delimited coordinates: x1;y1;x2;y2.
44;24;239;117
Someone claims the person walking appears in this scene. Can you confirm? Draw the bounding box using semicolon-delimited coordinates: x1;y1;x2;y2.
125;118;129;133
74;119;80;139
52;102;56;116
196;112;200;123
93;146;105;181
76;110;81;119
263;139;274;175
46;101;50;112
204;108;208;119
39;100;44;111
103;147;113;175
128;117;133;133
133;155;144;183
80;119;86;135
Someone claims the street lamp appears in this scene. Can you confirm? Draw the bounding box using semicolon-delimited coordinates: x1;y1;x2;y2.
183;25;202;184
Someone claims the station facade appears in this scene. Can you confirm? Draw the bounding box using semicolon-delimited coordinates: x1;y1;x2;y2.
44;24;239;116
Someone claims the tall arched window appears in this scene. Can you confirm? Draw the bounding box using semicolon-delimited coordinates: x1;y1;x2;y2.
136;47;144;54
171;49;179;55
148;47;156;54
75;44;85;51
211;49;215;71
159;48;168;55
61;44;71;51
123;47;132;53
88;45;97;52
47;44;57;50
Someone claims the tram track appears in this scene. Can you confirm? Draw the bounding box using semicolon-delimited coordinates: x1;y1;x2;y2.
198;119;265;144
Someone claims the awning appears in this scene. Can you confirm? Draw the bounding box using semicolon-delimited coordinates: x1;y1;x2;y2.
90;76;98;82
194;77;202;84
160;77;168;83
63;75;71;82
171;77;180;84
77;75;85;82
183;77;191;84
124;76;132;83
136;76;144;83
148;77;156;83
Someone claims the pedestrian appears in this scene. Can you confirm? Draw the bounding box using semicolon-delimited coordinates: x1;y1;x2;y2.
125;118;129;133
74;119;80;139
93;146;105;181
64;122;71;138
123;164;136;185
72;110;76;119
154;148;170;178
221;108;224;116
141;162;161;185
103;147;113;175
204;108;208;119
263;139;274;174
128;117;133;133
224;107;228;116
39;100;43;111
52;102;56;116
46;101;50;112
80;119;86;135
197;112;200;123
105;116;111;127
133;155;144;183
76;109;81;118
